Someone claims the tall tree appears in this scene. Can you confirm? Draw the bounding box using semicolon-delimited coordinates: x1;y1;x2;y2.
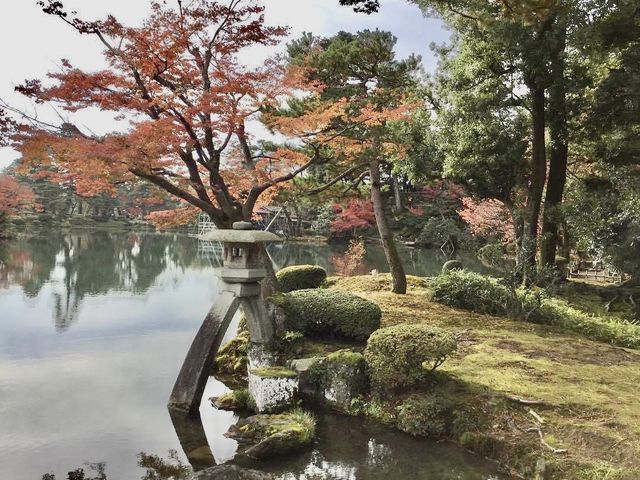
274;30;420;293
342;0;588;272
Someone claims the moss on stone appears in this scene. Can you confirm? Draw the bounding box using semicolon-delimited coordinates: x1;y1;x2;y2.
211;389;250;411
226;409;316;459
251;366;298;379
215;330;249;378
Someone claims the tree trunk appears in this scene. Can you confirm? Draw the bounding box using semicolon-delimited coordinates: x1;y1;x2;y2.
540;21;568;267
392;173;403;212
370;158;407;294
506;200;524;267
521;83;547;279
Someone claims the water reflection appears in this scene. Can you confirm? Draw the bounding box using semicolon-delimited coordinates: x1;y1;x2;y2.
0;231;501;480
242;415;503;480
1;232;488;334
169;409;216;470
1;232;205;330
41;451;191;480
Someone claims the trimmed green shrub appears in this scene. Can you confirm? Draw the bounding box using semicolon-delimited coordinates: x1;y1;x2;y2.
441;260;463;274
397;395;454;437
271;289;381;341
276;264;327;293
364;324;457;392
527;296;640;349
429;269;510;315
428;270;640;349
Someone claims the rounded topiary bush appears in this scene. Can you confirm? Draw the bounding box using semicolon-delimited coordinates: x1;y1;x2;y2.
441;260;463;274
429;269;510;315
364;324;457;392
276;264;327;293
397;395;454;437
271;289;381;341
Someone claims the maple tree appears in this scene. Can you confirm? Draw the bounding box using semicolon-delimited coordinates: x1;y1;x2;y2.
0;175;36;216
458;197;515;244
12;0;331;230
330;237;367;276
0;175;37;237
330;200;376;236
0;107;18;147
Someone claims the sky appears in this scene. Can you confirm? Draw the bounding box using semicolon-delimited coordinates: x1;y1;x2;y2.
0;0;449;170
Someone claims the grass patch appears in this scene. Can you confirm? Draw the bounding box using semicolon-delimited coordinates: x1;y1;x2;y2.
426;269;640;349
328;275;640;479
228;409;317;459
327;273;429;292
527;296;640;349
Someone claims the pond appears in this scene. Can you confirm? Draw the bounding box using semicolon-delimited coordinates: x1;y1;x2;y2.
0;231;503;480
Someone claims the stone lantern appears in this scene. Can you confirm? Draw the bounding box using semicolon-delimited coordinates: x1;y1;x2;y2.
169;221;282;414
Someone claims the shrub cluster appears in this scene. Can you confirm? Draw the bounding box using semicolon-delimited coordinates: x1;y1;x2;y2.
276;264;327;293
528;296;640;349
271;289;381;341
441;259;463;274
364;324;457;392
397;395;454;437
428;269;640;349
429;269;511;315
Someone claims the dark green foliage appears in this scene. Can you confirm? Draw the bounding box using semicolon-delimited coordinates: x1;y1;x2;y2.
364;324;457;392
338;0;379;14
276;264;327;293
429;270;640;349
429;270;511;315
416;217;469;249
441;260;463;274
526;296;640;350
476;243;509;270
397;395;454;437
271;289;381;341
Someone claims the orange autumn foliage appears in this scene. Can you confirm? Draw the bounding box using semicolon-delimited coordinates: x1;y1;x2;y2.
0;175;37;216
13;1;330;229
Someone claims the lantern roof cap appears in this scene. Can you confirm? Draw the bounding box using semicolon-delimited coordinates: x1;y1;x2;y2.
199;228;282;243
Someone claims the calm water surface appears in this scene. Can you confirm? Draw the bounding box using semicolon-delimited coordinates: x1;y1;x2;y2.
0;231;502;480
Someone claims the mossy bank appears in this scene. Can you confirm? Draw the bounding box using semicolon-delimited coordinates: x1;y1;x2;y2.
327;274;640;480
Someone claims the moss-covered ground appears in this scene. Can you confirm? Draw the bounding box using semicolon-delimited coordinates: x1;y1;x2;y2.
330;274;640;479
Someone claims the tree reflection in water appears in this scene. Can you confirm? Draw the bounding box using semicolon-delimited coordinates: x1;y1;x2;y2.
41;451;191;480
0;232;204;330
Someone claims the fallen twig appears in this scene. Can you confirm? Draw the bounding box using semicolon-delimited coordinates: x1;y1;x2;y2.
507;415;568;455
604;295;619;313
527;425;568;454
504;394;561;408
528;408;545;424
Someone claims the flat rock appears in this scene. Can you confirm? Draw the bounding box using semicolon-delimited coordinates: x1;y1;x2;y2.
189;465;274;480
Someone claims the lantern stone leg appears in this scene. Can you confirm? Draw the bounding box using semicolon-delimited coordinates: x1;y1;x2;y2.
168;291;241;413
168;222;282;414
